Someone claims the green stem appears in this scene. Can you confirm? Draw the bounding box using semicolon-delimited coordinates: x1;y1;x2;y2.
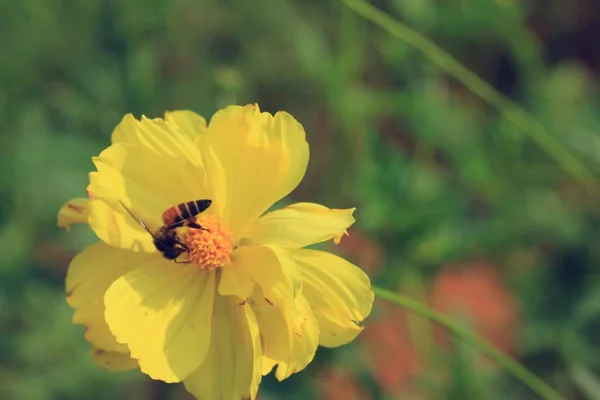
339;0;598;193
373;286;564;400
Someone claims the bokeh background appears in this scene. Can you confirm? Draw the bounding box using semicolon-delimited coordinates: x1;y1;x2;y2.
2;0;600;399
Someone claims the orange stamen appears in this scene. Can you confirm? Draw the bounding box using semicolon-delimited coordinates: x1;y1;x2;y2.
182;214;232;270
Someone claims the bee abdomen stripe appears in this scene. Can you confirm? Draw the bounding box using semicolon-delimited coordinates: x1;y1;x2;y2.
187;201;199;215
178;203;191;220
162;199;212;227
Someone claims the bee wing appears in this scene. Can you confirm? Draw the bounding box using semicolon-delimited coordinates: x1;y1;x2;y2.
118;200;158;239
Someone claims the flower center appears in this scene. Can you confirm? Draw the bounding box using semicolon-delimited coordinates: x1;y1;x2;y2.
182;214;232;270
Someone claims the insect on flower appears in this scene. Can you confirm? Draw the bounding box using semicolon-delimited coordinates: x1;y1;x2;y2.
119;199;212;263
58;105;374;400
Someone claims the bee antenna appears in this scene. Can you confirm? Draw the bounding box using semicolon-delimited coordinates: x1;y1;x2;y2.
118;199;157;239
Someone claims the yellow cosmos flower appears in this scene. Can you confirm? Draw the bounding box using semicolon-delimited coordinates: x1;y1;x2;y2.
58;104;374;399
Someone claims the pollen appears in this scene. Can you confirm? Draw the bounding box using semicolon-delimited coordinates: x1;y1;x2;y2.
182;214;233;270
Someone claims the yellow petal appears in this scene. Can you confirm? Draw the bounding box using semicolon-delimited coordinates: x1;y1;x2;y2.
206;104;309;236
111;114;203;165
273;295;319;381
232;245;303;379
249;291;319;381
184;295;262;400
201;144;228;223
218;267;255;300
87;142;211;251
66;242;148;353
104;263;216;383
235;245;318;381
232;245;302;305
293;249;373;347
248;290;292;375
90;347;138;372
261;356;277;376
164;110;208;140
57;198;89;231
243;203;355;248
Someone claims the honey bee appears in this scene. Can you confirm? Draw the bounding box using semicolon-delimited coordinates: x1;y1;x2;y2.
119;199;212;263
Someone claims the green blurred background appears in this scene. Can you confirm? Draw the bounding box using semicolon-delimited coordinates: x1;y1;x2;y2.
2;0;600;399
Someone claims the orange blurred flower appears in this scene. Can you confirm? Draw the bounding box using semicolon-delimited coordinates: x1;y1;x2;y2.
361;260;520;395
431;261;520;356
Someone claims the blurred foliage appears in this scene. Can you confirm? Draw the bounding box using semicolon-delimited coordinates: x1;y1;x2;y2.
1;0;600;399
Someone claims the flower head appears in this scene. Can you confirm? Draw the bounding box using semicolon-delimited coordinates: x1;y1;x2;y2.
58;104;374;399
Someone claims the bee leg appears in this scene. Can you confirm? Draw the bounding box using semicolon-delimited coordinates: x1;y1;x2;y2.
173;244;192;264
177;242;191;251
186;220;209;231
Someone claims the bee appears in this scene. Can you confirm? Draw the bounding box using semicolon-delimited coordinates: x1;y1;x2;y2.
119;199;212;263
